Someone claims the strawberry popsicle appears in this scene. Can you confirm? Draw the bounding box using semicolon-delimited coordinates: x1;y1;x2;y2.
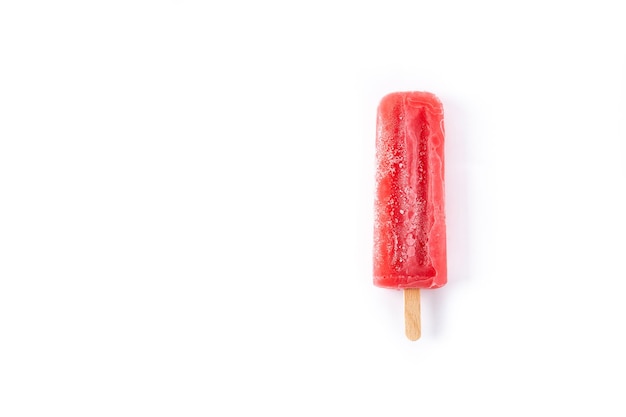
373;91;446;340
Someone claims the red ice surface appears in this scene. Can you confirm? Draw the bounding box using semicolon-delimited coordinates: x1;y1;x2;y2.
374;92;447;289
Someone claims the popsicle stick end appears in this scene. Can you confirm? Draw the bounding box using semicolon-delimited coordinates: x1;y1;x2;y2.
404;288;421;341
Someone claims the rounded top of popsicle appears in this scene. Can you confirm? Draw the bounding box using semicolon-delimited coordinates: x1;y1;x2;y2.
378;91;443;114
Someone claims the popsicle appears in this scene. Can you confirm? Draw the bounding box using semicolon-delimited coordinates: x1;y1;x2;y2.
374;91;446;340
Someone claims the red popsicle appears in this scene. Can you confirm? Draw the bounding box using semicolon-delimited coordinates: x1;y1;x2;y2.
373;91;446;340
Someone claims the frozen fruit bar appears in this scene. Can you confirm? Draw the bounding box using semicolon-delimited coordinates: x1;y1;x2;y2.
374;92;446;290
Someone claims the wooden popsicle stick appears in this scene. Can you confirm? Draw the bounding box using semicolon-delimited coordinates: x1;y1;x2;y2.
404;288;421;341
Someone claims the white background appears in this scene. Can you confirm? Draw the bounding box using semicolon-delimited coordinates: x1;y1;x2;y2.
1;1;625;415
